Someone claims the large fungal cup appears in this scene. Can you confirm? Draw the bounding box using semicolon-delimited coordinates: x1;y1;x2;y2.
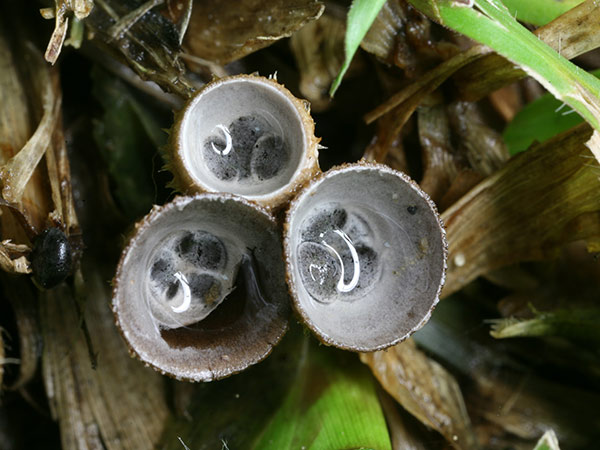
113;194;290;381
171;75;320;209
285;164;447;351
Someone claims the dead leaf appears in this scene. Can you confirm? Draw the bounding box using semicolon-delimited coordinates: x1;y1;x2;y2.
289;6;346;111
361;339;478;449
41;265;169;450
184;0;324;65
441;124;600;297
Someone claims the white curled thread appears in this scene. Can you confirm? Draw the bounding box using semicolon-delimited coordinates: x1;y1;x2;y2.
171;272;192;313
320;229;360;293
210;124;233;155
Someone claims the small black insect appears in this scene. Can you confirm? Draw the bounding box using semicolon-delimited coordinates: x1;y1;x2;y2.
30;227;73;289
407;205;418;215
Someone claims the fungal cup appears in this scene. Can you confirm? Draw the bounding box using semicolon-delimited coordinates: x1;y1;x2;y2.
285;163;447;351
171;75;320;209
113;194;290;381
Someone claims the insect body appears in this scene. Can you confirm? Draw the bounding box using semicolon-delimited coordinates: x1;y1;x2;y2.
30;227;73;289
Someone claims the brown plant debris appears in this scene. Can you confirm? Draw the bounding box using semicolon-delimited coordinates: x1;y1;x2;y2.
41;265;169;450
182;0;324;66
361;338;478;450
441;124;600;297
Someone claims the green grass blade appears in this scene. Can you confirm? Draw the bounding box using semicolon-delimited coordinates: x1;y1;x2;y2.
504;68;600;154
502;0;584;26
533;430;561;450
252;340;392;450
503;96;583;154
159;326;390;450
409;0;600;162
330;0;387;96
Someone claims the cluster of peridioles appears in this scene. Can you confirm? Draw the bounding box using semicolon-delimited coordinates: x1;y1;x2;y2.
112;75;447;382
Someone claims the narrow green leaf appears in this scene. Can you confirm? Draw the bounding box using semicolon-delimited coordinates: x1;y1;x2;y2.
159;326;391;450
502;0;584;26
533;430;561;450
504;69;600;154
503;97;583;154
409;0;600;162
330;0;387;96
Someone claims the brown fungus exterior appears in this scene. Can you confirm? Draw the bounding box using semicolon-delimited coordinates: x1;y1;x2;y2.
284;163;447;352
112;194;290;381
169;74;321;210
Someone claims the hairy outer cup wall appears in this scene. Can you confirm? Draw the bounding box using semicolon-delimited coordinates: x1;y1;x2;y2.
169;74;321;210
113;194;290;382
284;163;447;352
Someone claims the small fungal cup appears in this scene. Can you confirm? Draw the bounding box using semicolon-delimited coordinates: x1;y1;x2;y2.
284;163;447;351
113;194;290;381
170;75;320;209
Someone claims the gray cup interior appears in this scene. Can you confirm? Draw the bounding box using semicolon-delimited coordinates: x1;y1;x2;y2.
115;194;290;381
180;78;307;198
286;165;446;351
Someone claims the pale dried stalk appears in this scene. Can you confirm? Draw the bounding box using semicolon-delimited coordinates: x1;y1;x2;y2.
0;22;80;245
46;112;80;232
0;244;29;274
44;10;69;65
42;0;94;64
41;265;169;450
0;23;52;271
0;43;61;206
